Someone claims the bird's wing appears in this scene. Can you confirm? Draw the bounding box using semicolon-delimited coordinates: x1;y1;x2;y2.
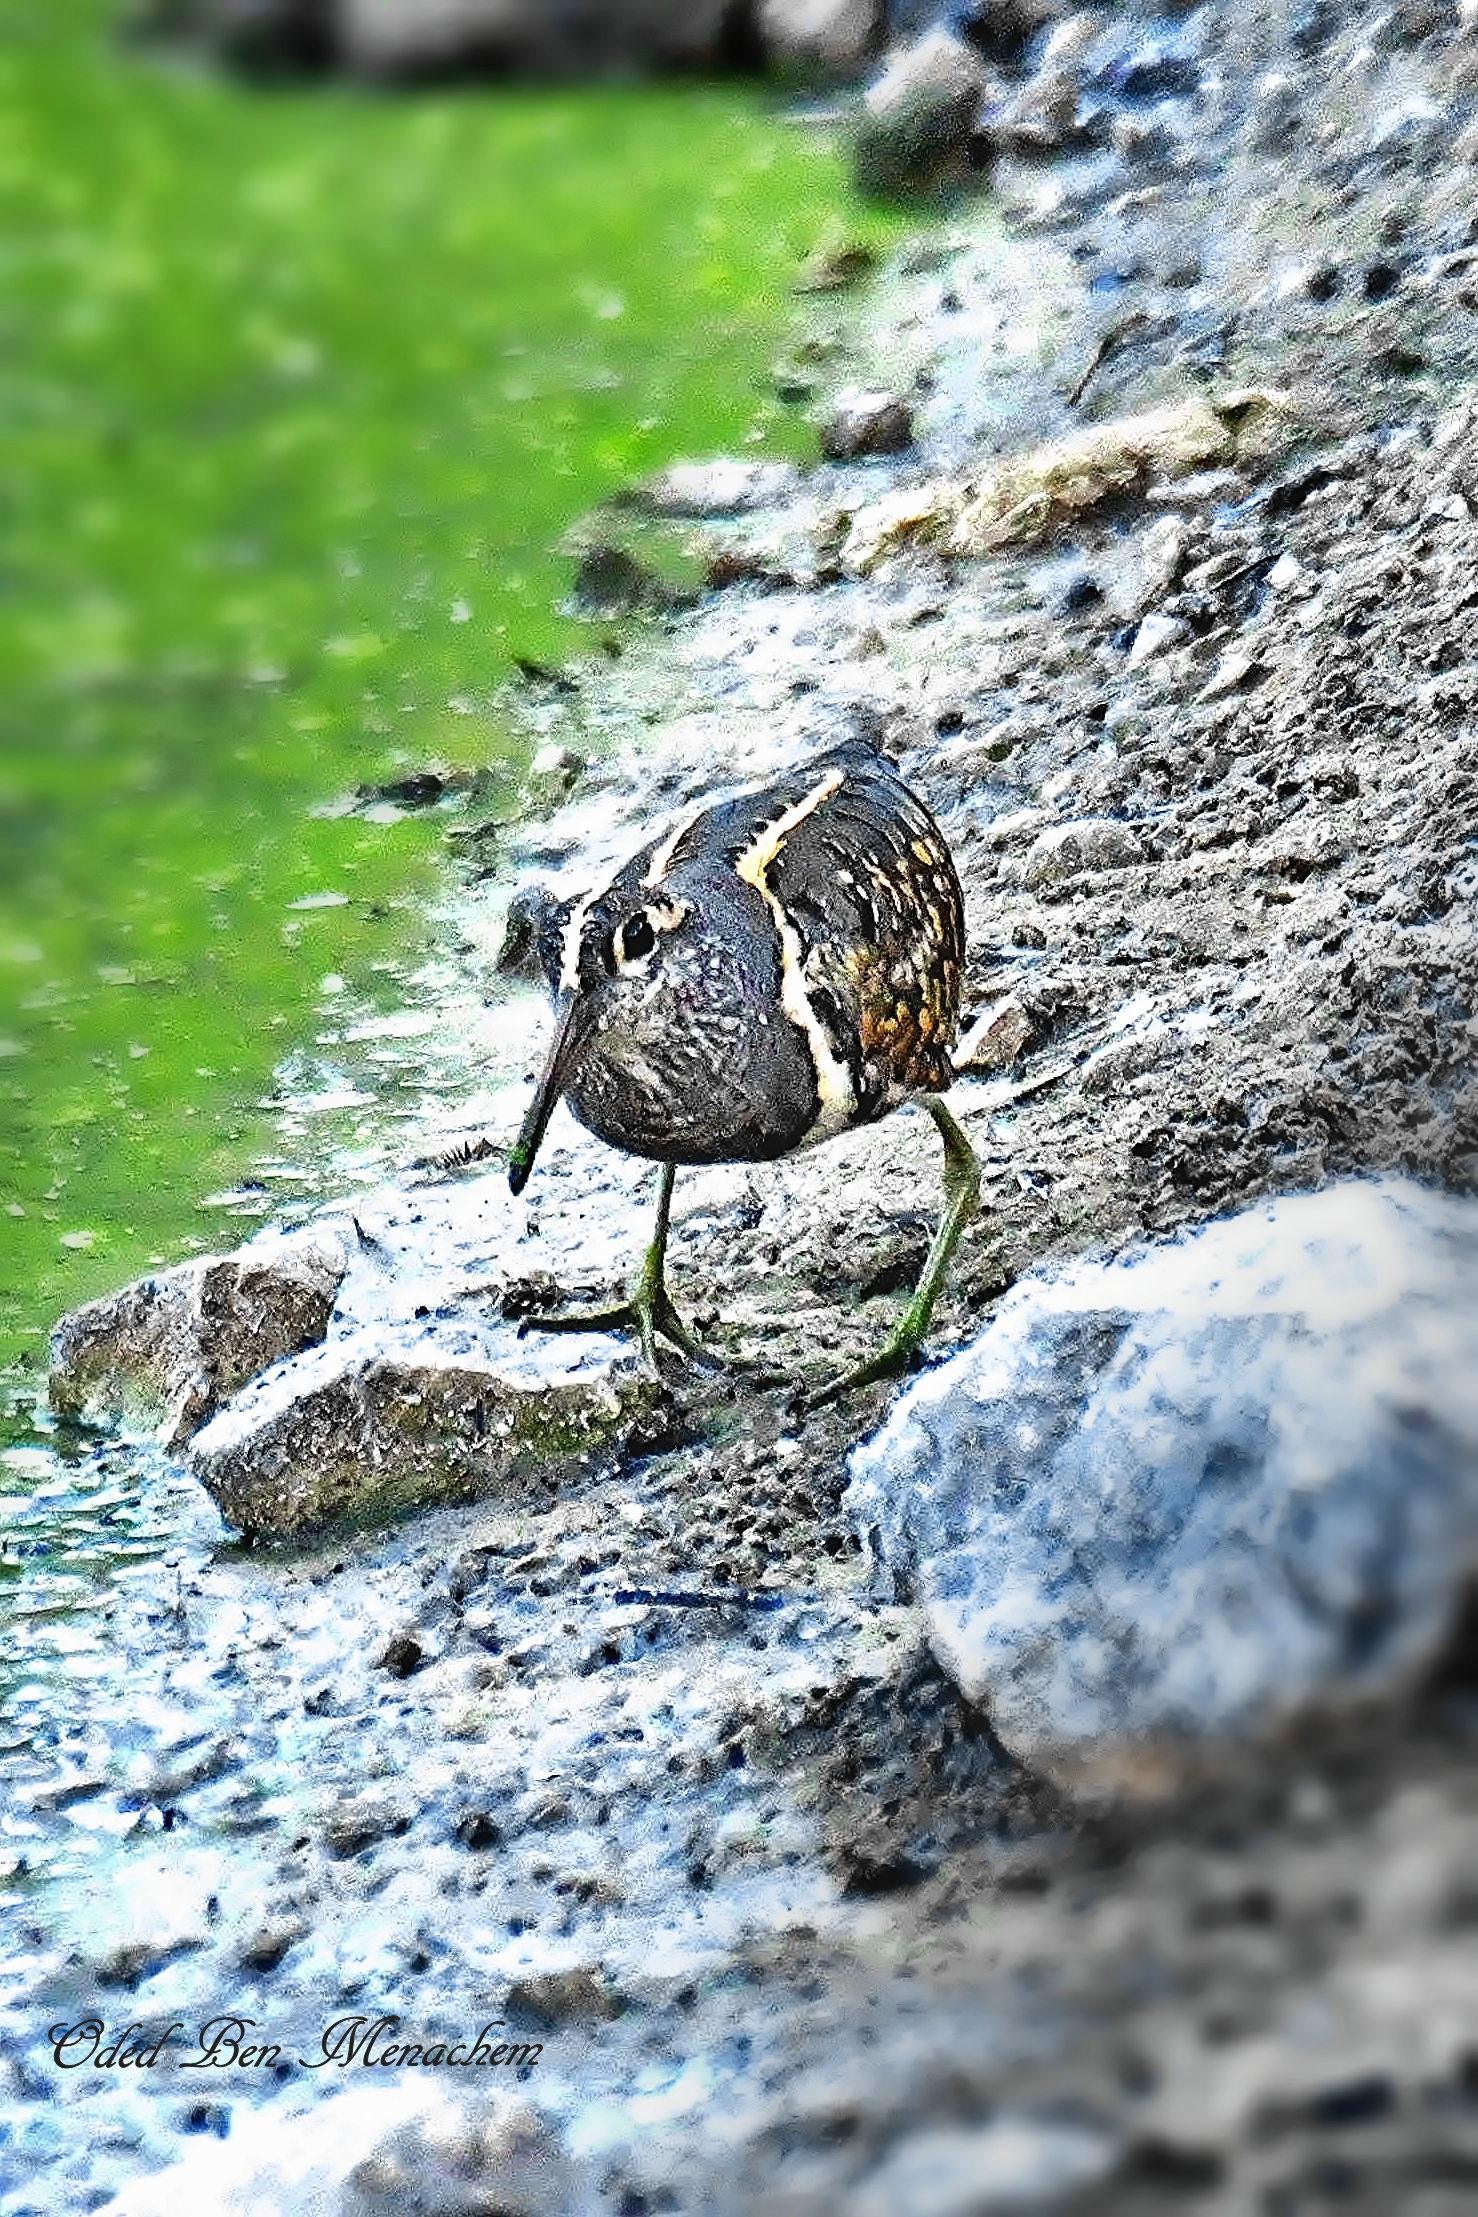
772;761;964;1102
633;748;869;890
614;748;964;1101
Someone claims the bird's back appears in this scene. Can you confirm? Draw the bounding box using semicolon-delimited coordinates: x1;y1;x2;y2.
642;741;965;1140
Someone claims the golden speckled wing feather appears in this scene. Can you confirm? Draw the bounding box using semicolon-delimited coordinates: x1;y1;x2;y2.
767;756;964;1111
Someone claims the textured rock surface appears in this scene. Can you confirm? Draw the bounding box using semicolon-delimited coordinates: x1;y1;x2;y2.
758;0;881;79
852;27;993;197
848;1182;1478;1764
819;386;915;460
1018;814;1143;886
46;1228;344;1447
187;1320;657;1538
109;2088;575;2217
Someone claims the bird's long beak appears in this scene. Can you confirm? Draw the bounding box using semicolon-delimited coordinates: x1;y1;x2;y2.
508;992;597;1196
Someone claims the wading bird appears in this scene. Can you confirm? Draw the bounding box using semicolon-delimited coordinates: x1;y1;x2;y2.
507;740;979;1403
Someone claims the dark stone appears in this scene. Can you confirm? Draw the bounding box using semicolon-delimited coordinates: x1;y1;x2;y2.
1058;574;1104;615
1310;2075;1396;2128
356;770;453;809
319;1793;413;1859
377;1630;425;1677
568;544;682;620
836;1842;933;1894
820;390;916;460
453;1809;501;1851
1119;2138;1225;2189
496;883;572;988
504;1966;621;2025
335;0;735;78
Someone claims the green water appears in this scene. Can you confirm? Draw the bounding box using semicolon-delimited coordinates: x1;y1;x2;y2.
0;5;893;1388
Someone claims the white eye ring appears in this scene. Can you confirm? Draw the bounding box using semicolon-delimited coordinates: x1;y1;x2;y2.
610;895;691;973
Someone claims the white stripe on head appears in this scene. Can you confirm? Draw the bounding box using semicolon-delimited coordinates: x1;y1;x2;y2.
642;808;700;889
558;890;600;994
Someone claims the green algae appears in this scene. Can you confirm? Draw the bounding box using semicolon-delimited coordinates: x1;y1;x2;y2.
0;3;900;1385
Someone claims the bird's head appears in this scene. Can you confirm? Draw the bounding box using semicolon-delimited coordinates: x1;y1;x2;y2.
507;881;713;1195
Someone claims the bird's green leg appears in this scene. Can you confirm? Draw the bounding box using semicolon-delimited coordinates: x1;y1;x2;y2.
810;1098;981;1409
520;1162;718;1372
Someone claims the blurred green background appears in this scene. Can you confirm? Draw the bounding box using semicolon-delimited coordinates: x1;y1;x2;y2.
0;2;889;1380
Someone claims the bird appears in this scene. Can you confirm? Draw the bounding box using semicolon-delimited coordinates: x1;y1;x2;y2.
506;738;980;1403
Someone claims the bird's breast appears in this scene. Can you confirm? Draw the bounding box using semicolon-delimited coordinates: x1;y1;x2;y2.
565;993;824;1167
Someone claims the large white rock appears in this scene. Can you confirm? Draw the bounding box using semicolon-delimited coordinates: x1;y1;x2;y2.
847;1181;1478;1764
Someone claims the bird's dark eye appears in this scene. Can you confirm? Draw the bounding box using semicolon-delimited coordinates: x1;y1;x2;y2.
620;911;656;963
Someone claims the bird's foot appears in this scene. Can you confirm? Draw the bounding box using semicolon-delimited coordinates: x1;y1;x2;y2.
805;1309;927;1410
519;1279;720;1376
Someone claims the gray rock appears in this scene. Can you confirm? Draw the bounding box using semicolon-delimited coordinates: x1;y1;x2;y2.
820;388;916;460
850;2118;1119;2217
335;0;524;73
985;15;1101;157
758;0;882;79
132;0;324;67
1127;610;1189;666
235;1917;309;1972
847;1182;1478;1768
622;457;802;518
953;995;1035;1072
1260;812;1346;878
186;1320;658;1538
143;1735;240;1800
986;66;1084;156
496;881;574;983
1019;817;1142;886
319;1789;414;1858
341;2096;575;2216
853;28;993;198
794;237;880;292
377;1628;427;1677
504;1964;622;2026
515;741;587;817
567;542;682;619
48;1228;345;1447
